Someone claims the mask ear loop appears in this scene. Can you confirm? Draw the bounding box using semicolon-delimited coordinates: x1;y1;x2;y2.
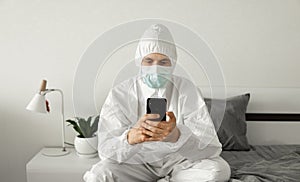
169;57;176;74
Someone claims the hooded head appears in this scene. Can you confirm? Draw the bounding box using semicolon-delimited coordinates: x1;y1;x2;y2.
135;24;177;88
135;24;177;67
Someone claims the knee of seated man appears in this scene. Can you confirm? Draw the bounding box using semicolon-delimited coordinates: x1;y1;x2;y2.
88;160;119;179
180;157;230;181
171;157;231;182
204;157;231;181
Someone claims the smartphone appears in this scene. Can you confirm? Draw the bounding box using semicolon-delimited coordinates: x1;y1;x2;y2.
146;98;167;121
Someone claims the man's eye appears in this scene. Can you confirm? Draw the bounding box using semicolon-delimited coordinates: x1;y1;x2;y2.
159;60;171;65
144;59;153;63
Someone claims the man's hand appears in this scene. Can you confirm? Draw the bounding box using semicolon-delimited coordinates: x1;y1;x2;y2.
127;114;159;145
127;128;148;145
141;112;179;142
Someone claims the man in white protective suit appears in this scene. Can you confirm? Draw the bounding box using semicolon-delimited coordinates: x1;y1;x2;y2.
84;24;231;182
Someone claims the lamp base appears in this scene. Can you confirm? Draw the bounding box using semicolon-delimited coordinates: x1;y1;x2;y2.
42;147;70;157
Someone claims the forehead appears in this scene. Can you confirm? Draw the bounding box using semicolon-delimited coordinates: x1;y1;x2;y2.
144;53;170;60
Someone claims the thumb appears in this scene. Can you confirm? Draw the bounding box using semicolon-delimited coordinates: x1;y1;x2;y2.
166;112;176;122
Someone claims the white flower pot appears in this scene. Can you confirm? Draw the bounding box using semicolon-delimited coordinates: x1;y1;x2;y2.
74;135;98;158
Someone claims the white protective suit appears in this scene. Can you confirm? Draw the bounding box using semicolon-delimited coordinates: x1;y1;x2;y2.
84;24;230;182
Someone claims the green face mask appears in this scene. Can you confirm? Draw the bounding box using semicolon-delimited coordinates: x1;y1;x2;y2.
141;65;172;88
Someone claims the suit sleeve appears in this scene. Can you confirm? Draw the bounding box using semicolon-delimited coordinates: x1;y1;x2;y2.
163;82;222;161
97;91;141;163
176;102;222;161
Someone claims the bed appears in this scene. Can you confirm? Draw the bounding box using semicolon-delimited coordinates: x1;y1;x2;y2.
204;93;300;182
221;145;300;182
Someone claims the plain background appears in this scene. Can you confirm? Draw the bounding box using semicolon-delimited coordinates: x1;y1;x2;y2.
0;0;299;182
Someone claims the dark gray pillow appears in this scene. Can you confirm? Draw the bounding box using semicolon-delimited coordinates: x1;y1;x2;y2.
204;93;251;151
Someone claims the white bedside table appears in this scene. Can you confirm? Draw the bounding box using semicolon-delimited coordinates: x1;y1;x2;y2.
26;148;100;182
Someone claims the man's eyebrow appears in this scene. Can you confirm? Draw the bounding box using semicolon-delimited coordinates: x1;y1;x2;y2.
144;57;153;60
159;58;171;61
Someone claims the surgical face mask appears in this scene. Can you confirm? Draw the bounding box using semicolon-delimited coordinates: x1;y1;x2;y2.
141;65;172;88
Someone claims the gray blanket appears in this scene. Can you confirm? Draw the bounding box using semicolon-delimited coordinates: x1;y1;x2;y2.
221;145;300;182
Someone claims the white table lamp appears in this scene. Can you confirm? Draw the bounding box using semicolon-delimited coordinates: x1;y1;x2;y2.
27;80;70;157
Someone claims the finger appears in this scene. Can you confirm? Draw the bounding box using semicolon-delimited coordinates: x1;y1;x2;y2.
141;123;164;134
139;134;147;142
144;137;162;142
140;114;159;123
157;121;175;132
145;120;161;127
143;128;167;138
138;128;145;134
166;112;176;122
142;129;163;138
142;129;154;137
144;135;166;142
166;111;175;119
145;120;171;130
141;122;158;133
146;121;173;132
138;131;151;142
141;122;152;131
145;114;160;120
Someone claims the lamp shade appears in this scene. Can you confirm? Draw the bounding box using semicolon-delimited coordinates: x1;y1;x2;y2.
26;93;47;113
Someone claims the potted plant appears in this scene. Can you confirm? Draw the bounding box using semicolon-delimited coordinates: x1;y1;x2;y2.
66;115;99;158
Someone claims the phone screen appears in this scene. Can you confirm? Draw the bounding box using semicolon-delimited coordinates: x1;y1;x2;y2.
146;98;167;121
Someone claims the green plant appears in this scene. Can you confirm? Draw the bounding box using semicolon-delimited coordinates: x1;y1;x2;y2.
66;115;99;138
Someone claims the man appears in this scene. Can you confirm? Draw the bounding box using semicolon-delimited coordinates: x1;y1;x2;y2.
84;24;230;182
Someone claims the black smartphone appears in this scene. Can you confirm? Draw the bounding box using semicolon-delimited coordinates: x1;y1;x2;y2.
146;98;167;121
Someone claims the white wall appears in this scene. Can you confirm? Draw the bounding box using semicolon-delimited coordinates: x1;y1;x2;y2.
0;0;299;182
